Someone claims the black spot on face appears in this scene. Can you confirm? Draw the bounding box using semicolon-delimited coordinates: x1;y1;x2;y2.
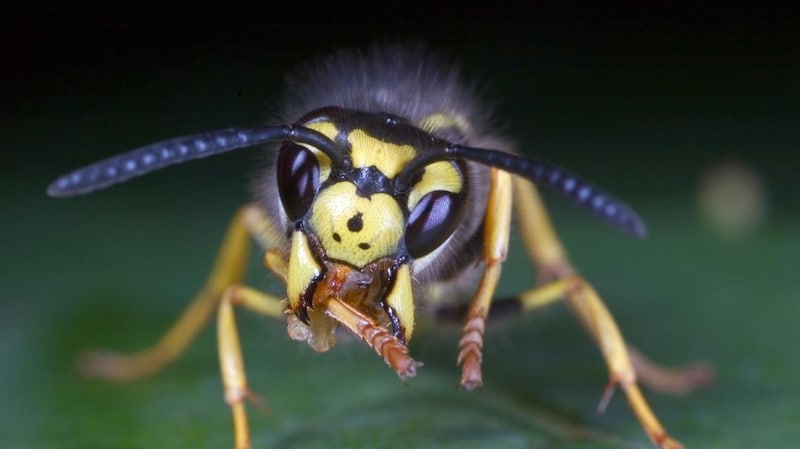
358;243;371;250
332;232;341;242
347;212;364;232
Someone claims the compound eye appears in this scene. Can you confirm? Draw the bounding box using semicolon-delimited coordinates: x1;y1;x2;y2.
277;142;320;221
405;190;462;258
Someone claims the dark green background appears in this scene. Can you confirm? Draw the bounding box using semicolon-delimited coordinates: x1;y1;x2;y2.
2;4;798;448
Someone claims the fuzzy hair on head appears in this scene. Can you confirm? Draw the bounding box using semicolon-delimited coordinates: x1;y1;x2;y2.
279;43;498;146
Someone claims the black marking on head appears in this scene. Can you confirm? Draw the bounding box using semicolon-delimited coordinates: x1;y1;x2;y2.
376;258;408;344
297;267;326;325
347;213;364;232
332;233;342;242
351;166;392;196
358;243;371;250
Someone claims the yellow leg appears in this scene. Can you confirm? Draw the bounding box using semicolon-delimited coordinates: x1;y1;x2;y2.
217;284;285;449
627;345;714;395
78;203;281;380
565;279;684;449
457;168;513;389
518;280;714;395
512;178;707;449
512;175;571;279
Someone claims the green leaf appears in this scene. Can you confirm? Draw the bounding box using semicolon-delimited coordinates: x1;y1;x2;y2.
4;171;799;449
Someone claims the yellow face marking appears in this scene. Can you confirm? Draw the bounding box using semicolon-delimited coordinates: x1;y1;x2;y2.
348;129;416;178
309;182;404;268
407;161;463;211
303;121;338;183
384;264;415;342
305;121;338;140
304;146;332;183
286;230;322;311
417;112;471;134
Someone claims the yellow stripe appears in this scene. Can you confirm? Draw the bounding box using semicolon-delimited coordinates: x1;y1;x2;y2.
417;112;471;134
407;161;463;211
348;129;416;178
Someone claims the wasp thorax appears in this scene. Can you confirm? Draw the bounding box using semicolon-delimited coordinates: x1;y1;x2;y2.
309;182;404;268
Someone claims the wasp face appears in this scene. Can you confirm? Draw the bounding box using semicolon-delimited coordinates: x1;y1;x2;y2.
275;107;467;351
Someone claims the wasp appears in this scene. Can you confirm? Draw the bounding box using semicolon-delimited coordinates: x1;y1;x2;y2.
49;45;710;449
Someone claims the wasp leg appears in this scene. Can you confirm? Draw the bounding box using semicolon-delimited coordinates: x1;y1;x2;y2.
514;177;714;391
217;284;285;449
79;203;283;380
514;286;714;395
626;345;713;395
514;178;710;449
519;277;687;449
457;168;513;389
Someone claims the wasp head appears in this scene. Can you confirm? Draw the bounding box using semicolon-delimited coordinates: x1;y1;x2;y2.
277;107;468;352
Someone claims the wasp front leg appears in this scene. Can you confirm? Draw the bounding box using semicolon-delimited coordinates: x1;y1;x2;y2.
457;168;513;389
78;204;282;379
80;204;287;448
217;284;287;449
512;178;712;449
